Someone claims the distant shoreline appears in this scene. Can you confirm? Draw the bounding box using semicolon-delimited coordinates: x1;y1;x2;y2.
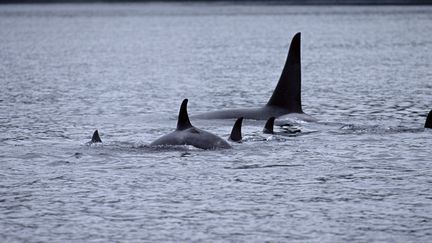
1;0;431;5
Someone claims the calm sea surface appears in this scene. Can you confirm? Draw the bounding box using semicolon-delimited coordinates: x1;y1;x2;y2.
1;3;431;242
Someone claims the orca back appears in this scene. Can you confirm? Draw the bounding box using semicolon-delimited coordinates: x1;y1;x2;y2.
266;32;303;113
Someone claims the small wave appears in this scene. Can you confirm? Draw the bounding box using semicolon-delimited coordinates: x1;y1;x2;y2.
226;164;303;170
46;160;72;166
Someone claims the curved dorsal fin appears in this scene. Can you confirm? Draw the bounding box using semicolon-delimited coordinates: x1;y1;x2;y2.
91;130;102;143
229;117;243;142
263;117;275;134
425;110;432;129
177;99;193;130
267;32;302;113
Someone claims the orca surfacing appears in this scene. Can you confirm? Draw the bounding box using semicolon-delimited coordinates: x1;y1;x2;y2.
193;32;316;122
228;117;243;142
150;99;232;150
91;130;102;143
425;110;432;129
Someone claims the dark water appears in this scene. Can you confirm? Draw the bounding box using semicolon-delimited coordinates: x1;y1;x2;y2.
1;3;432;242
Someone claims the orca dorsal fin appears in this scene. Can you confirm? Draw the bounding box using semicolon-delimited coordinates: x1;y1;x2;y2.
229;117;243;142
91;130;102;143
425;110;432;129
267;32;303;113
177;99;193;130
263;117;275;134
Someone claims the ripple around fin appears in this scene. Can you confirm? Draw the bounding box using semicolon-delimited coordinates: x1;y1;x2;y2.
280;126;301;134
148;144;199;151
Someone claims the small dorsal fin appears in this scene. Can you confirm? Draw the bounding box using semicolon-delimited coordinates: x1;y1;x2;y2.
267;32;303;113
425;110;432;129
177;99;193;130
91;130;102;143
263;117;275;134
229;117;243;142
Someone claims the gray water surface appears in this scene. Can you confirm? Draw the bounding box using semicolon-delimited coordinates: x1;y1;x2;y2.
1;3;432;242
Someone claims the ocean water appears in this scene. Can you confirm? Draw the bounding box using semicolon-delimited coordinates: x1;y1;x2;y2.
1;3;431;242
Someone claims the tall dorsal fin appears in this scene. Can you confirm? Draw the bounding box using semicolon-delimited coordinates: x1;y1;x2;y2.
229;117;243;142
177;99;193;130
267;32;303;113
425;110;432;129
91;130;102;143
263;117;275;134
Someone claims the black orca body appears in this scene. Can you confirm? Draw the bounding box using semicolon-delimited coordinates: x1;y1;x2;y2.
263;117;301;135
229;117;243;142
193;32;316;122
263;117;276;134
91;130;102;143
150;99;231;150
426;110;432;129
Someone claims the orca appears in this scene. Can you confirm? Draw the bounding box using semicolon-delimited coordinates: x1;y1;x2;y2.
193;32;316;122
425;110;432;129
91;130;102;143
262;116;301;135
263;117;276;134
150;99;232;150
229;117;243;142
